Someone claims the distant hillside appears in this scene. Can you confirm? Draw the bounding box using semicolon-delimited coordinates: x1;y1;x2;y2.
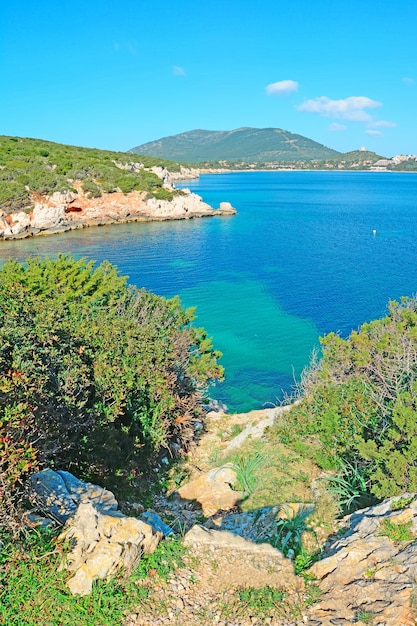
0;136;183;213
331;149;386;164
130;127;341;163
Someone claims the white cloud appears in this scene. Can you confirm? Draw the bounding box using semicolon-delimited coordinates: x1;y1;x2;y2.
298;96;381;121
369;120;397;128
266;80;299;95
173;65;186;76
328;122;347;132
365;129;383;136
403;76;414;85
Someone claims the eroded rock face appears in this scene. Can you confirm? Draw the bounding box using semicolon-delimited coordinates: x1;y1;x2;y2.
60;502;162;596
0;185;235;239
1;210;31;236
150;166;174;189
27;469;165;596
307;494;417;625
31;204;66;230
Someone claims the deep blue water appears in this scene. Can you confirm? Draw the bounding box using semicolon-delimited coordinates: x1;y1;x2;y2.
1;171;417;411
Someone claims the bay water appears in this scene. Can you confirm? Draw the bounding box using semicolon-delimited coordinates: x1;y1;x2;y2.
2;171;417;411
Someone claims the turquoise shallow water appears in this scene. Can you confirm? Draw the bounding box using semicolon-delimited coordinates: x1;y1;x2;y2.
2;171;417;411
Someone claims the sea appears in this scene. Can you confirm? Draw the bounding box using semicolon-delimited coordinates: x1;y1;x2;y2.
1;170;417;412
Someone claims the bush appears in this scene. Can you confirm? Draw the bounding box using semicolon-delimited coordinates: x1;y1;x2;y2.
81;179;102;198
277;297;417;506
0;256;223;527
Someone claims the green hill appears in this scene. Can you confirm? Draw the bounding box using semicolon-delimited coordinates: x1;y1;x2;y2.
129;127;341;163
330;149;386;164
0;136;182;214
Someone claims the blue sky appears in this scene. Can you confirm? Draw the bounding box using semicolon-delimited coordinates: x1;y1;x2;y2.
2;1;416;157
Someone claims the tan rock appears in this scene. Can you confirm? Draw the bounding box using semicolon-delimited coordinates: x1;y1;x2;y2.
59;502;162;596
31;204;66;229
177;465;243;517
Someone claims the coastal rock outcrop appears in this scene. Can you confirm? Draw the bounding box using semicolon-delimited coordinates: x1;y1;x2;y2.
145;191;218;220
1;210;31;236
307;494;417;625
0;185;236;240
60;502;162;596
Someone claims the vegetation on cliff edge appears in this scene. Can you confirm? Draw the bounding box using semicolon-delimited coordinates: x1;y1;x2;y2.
275;297;417;509
0;135;183;213
0;255;223;530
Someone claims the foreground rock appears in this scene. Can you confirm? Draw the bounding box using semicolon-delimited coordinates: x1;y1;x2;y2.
0;185;236;240
176;464;243;517
307;494;417;625
27;469;166;596
60;502;161;595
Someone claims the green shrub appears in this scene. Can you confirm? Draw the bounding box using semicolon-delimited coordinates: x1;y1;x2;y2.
0;255;223;528
378;518;414;542
358;390;417;497
390;495;415;511
278;297;417;507
149;187;173;201
0;181;31;211
81;179;102;198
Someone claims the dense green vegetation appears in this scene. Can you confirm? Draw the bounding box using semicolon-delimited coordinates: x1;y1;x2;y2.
129;127;341;163
275;297;417;509
328;149;385;165
0;255;223;529
0;136;182;213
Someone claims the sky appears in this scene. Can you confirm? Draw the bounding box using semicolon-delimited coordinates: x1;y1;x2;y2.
2;1;417;157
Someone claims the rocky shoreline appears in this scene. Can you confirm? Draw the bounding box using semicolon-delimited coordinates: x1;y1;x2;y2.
0;166;235;241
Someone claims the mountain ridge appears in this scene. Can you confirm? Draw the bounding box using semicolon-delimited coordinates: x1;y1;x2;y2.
129;127;341;163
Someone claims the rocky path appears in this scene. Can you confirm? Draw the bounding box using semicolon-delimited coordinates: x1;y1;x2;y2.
126;540;306;626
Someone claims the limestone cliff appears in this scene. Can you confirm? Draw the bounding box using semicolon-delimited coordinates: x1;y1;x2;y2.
0;184;235;240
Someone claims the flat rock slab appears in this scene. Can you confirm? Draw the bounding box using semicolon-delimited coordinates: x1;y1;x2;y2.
183;524;299;588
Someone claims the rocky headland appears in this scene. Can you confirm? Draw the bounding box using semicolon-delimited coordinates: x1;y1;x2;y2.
0;165;235;240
